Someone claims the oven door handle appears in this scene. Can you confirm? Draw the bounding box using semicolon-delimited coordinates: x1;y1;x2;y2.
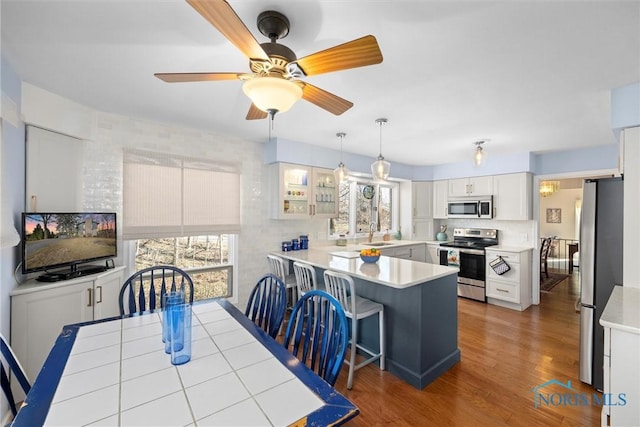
457;247;485;256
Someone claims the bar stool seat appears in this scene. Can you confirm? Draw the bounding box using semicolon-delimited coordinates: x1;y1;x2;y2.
323;270;385;390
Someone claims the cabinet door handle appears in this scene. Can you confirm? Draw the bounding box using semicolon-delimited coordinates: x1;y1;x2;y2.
409;248;413;257
87;288;93;307
96;286;103;304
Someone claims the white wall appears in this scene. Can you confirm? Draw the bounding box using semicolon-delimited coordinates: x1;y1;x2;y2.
539;188;582;240
20;86;330;309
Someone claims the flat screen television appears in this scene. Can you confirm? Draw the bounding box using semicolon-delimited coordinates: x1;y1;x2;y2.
22;212;117;281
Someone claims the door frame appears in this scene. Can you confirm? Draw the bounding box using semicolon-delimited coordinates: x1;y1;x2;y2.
532;168;618;305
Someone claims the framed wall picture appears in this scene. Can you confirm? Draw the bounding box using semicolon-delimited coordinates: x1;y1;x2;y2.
546;208;561;223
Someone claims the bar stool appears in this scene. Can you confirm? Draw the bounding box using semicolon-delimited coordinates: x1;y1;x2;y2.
323;270;385;390
267;254;298;307
292;261;322;297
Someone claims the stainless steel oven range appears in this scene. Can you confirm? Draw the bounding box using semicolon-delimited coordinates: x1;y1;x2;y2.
438;228;498;302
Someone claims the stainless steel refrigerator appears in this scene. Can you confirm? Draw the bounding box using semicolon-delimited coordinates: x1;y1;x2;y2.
579;177;623;391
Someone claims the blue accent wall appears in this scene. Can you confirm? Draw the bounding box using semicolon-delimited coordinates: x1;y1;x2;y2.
533;144;619;175
611;82;640;131
265;136;618;180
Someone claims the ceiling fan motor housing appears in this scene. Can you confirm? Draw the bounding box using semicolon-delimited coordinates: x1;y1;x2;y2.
257;11;290;41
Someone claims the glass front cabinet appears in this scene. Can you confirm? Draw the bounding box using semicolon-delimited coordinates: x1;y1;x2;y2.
270;163;338;219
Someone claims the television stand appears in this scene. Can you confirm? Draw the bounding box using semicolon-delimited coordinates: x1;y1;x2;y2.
36;265;110;282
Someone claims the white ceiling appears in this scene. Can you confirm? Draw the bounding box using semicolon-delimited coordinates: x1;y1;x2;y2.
2;1;639;166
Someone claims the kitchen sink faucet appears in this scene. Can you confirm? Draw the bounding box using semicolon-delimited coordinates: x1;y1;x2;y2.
368;223;376;243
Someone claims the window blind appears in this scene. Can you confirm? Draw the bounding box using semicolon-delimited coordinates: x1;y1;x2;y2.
123;149;240;240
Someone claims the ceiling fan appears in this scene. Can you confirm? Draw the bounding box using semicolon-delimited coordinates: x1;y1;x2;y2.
155;0;383;120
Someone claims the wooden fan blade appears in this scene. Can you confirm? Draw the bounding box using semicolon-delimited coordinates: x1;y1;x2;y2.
294;35;383;76
301;83;353;115
186;0;269;61
246;103;268;120
154;72;246;83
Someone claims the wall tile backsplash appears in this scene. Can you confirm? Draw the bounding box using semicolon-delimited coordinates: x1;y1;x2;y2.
435;218;536;247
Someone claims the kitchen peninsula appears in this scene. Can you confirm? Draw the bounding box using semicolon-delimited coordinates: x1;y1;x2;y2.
274;245;460;389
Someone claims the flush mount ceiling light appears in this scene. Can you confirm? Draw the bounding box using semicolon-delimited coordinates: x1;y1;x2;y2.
334;132;349;183
371;118;390;181
242;77;303;116
540;180;560;197
473;140;487;166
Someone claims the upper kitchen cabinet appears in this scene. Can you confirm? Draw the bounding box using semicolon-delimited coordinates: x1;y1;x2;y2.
26;126;84;211
448;176;493;197
433;180;449;219
270;163;338;219
492;173;532;220
412;182;432;219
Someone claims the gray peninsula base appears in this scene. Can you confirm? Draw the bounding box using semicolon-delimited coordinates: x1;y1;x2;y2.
316;267;461;389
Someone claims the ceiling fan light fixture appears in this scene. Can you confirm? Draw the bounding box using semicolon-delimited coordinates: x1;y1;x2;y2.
473;140;487;166
242;77;302;113
371;118;390;181
334;132;349;183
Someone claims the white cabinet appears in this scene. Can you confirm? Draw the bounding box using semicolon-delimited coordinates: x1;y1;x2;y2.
10;267;125;380
622;126;640;286
412;182;432;218
412;220;433;241
448;176;493;197
485;248;532;311
602;327;640;427
433;180;449;219
393;243;427;262
26;126;84;211
600;287;640;427
492;173;532;220
379;243;427;262
426;243;440;264
412;182;434;240
270;163;338;219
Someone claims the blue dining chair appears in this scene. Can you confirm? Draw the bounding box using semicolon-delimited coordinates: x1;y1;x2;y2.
245;274;287;339
283;290;349;386
119;266;194;315
1;334;31;419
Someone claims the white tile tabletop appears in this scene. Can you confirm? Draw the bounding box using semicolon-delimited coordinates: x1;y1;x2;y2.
13;299;359;426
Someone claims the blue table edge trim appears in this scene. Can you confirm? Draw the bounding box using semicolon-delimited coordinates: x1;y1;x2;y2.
12;298;359;426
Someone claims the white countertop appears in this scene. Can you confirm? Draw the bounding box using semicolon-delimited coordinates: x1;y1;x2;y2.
274;248;458;289
600;286;640;335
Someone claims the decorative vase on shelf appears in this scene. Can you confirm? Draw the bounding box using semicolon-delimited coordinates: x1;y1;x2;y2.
436;225;448;242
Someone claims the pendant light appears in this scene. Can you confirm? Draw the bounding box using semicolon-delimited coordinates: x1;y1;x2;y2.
473;140;487;166
333;132;349;183
371;118;390;181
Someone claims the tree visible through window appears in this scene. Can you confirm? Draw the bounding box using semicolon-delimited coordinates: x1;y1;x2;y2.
134;235;233;300
330;180;397;238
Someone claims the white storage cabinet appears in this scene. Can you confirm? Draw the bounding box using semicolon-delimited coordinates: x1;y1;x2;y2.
448;176;493;197
10;266;126;380
492;173;532;220
432;180;449;219
411;182;433;240
485;248;532;311
270;163;338;219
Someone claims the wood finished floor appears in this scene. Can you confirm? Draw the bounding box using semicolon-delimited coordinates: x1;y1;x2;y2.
331;271;602;426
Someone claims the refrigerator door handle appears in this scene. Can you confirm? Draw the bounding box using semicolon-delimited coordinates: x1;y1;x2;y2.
579;305;594;384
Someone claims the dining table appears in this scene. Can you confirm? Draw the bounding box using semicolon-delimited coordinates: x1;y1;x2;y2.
12;298;359;426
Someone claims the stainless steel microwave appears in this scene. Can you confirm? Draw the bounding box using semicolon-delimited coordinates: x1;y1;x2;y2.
447;196;493;219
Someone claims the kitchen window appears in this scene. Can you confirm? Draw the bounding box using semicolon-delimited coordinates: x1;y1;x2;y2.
330;179;399;238
122;149;239;299
134;235;234;300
